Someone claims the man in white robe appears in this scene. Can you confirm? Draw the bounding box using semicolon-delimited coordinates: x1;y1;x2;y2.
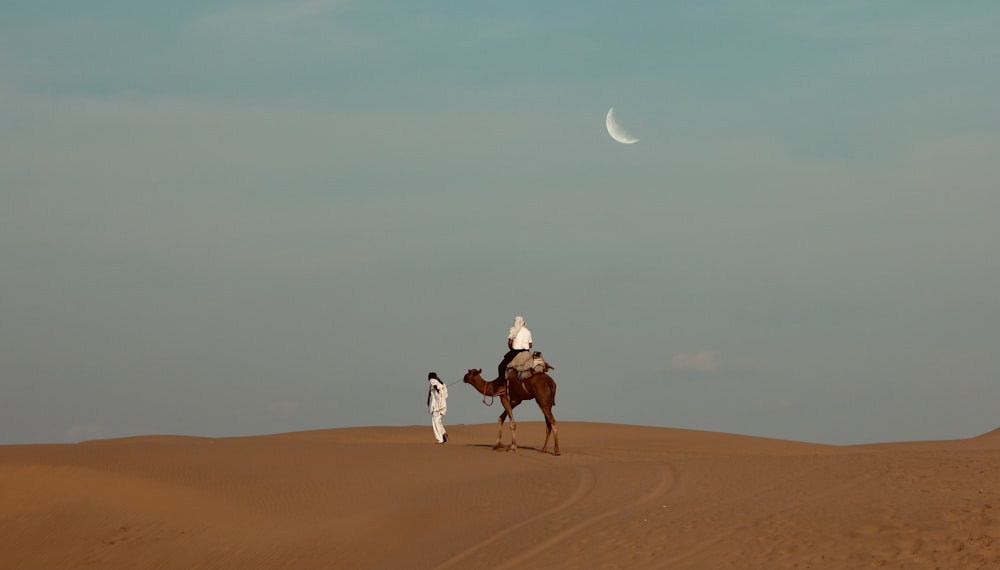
427;372;449;444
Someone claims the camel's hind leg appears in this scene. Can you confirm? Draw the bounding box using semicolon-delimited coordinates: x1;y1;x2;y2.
539;406;559;456
509;418;518;452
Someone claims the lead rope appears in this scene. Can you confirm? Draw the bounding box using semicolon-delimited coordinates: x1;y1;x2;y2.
442;377;494;405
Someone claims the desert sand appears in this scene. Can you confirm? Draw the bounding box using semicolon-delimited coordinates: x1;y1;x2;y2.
1;422;996;569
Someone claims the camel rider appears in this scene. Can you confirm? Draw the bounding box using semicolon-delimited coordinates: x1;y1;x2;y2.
498;316;533;386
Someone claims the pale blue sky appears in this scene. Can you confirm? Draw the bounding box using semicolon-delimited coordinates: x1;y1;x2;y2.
2;1;998;445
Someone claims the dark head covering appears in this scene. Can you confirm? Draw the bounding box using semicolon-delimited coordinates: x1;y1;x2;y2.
426;372;439;406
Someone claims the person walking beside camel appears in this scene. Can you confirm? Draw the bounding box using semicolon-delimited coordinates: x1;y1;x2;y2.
427;372;448;444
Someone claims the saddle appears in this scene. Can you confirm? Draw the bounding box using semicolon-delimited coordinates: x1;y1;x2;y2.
506;351;554;380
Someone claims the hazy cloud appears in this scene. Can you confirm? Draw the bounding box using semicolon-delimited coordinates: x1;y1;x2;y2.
670;351;720;374
266;401;300;417
190;0;351;31
185;0;369;52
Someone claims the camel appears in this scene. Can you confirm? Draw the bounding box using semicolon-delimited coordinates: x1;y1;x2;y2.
462;368;559;456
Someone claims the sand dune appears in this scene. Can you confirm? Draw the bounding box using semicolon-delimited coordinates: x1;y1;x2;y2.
1;423;996;569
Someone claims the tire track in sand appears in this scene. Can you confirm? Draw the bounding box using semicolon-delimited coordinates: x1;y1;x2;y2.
433;466;597;570
652;468;877;569
491;461;677;570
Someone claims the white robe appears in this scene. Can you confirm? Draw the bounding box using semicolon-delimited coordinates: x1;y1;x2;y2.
428;379;448;415
428;378;448;443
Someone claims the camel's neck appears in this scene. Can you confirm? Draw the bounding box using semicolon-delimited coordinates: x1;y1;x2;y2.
471;376;501;396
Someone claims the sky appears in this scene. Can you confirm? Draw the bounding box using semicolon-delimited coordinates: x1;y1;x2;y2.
2;1;998;446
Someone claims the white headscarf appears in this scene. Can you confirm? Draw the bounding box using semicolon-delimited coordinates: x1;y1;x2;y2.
508;316;525;340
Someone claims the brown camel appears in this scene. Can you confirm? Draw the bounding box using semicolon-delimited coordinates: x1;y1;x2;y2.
462;368;559;456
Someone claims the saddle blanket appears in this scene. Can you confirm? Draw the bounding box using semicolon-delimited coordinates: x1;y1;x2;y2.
507;351;551;374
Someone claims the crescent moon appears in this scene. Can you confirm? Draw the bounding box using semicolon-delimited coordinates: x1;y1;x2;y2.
606;107;639;144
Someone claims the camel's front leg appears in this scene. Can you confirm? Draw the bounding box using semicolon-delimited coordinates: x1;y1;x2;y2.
494;410;508;450
502;396;517;452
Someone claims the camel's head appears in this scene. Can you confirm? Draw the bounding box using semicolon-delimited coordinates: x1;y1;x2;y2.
462;369;482;384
